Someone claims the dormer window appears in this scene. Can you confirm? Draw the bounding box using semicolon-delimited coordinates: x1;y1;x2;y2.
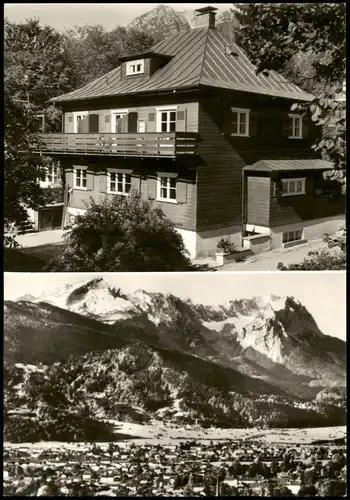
126;59;144;76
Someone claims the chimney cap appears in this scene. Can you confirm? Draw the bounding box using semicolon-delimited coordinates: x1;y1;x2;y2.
195;6;218;16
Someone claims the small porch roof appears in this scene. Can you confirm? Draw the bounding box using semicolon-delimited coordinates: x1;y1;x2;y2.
243;159;334;172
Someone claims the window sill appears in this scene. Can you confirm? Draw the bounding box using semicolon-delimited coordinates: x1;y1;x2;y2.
74;187;87;191
280;192;306;197
287;136;303;140
230;133;250;137
156;198;178;204
107;191;129;196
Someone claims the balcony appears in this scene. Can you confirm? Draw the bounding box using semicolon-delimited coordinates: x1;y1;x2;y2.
33;132;198;158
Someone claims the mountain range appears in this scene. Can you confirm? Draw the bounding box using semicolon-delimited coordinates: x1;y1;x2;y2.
4;277;346;437
127;4;240;42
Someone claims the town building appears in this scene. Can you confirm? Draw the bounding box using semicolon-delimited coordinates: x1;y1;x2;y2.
33;6;345;257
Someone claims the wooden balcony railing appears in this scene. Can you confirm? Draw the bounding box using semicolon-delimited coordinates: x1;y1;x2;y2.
33;132;198;158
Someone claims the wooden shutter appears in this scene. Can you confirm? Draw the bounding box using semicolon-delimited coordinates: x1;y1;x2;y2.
105;114;111;124
147;177;157;199
176;179;187;203
176;109;187;132
147;112;156;133
128;112;138;133
222;110;233;135
130;175;140;196
68;115;73;123
302;115;309;139
86;171;94;191
99;172;107;193
78;116;89;133
88;114;99;133
249;111;259;137
118;114;129;133
148;112;155;122
282;114;292;138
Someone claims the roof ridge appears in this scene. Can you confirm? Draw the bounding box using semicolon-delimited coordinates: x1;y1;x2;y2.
198;27;211;85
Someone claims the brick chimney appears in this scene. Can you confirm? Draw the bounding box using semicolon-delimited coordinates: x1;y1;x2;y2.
194;6;218;29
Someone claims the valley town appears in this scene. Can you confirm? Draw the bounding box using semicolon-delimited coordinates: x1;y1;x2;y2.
4;425;347;497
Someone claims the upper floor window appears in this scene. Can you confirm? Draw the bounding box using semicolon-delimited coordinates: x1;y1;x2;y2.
73;112;88;133
126;59;144;76
281;178;306;196
74;166;87;190
46;163;60;185
157;175;177;202
159;110;176;132
108;170;131;195
36;114;45;133
230;108;250;137
288;114;303;139
110;109;129;133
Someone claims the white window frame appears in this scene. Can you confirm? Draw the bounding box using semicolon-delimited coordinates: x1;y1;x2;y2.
283;229;303;244
281;178;306;196
230;107;250;137
73;111;88;133
125;59;145;76
73;166;87;190
36;114;45;133
110;109;129;133
156;106;178;133
156;174;178;204
288;114;303;139
107;169;132;195
46;163;60;185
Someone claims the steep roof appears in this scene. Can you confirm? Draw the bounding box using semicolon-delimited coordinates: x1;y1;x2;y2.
51;27;314;103
243;159;333;172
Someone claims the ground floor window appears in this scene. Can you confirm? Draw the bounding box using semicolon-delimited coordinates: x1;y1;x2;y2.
281;178;306;196
74;167;87;189
108;171;131;194
157;176;177;202
46;162;60;185
283;229;303;243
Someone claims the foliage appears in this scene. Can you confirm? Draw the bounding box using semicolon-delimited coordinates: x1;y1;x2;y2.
217;237;236;253
46;194;192;272
277;248;346;271
62;24;155;87
236;3;346;187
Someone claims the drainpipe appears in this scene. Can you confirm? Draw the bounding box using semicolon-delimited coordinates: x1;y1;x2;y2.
241;169;246;243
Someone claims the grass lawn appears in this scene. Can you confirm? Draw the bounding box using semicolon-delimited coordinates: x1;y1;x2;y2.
4;242;67;272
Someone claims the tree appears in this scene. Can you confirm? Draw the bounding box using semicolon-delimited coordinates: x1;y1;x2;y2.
236;3;346;188
47;194;192;271
62;25;155;87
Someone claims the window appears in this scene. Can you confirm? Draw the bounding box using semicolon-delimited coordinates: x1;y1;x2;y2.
231;108;250;136
160;110;176;132
283;229;303;244
108;171;131;195
126;59;144;75
73;112;88;133
288;114;303;138
110;109;129;133
281;178;306;196
74;167;87;189
157;176;177;202
36;114;45;132
46;163;60;185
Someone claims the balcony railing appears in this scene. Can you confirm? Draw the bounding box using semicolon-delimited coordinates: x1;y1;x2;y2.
33;132;198;158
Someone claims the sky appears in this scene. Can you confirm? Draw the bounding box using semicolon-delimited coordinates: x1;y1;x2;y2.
4;272;346;341
4;3;233;31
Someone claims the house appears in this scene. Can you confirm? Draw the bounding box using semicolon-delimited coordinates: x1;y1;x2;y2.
32;6;345;258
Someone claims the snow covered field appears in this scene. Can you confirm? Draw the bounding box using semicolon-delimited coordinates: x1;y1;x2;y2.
4;424;346;450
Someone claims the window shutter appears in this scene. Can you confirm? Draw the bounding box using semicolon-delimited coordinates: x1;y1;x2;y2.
86;171;94;191
130;175;140;196
88;114;99;133
148;112;155;122
99;173;107;193
78;116;89;133
302;115;309;139
147;177;157;200
249;111;259;137
222;110;233;135
68;115;73;123
128;112;138;133
176;179;187;203
119;114;129;133
105;114;111;124
176;109;186;132
283;114;292;138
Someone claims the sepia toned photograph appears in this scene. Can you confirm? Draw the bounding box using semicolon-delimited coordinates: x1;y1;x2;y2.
4;271;346;496
4;2;346;272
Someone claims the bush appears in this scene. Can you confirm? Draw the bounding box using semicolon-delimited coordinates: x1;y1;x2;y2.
46;194;192;271
217;237;236;253
277;248;346;271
